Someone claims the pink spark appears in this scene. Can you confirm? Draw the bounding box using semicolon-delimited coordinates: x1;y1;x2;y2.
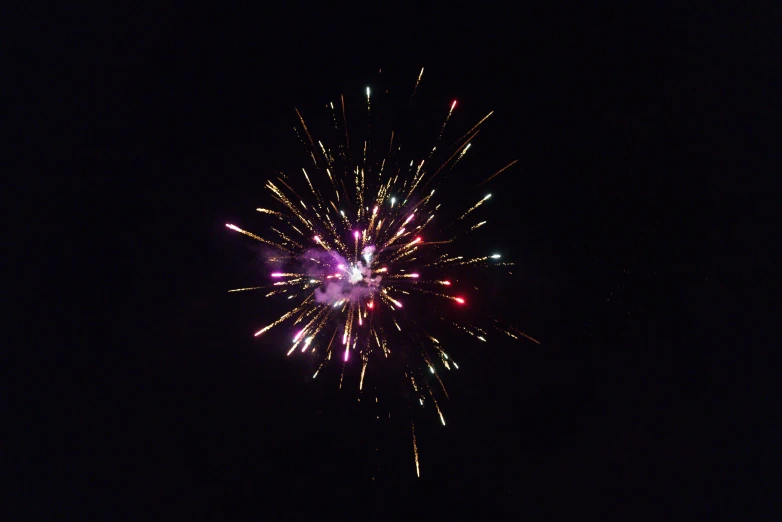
451;100;457;110
271;273;284;277
368;301;374;309
353;231;360;239
410;273;419;278
454;297;465;304
314;235;320;242
293;330;304;341
442;280;451;285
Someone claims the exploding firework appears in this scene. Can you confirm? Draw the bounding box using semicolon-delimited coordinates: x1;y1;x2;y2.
226;68;538;475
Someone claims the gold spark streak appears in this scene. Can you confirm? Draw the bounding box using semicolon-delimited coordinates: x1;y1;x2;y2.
478;159;518;186
341;94;350;160
457;193;491;221
426;356;450;399
359;357;368;391
227;286;265;293
423;130;480;189
256;208;286;218
422;255;462;268
381;292;403;309
272;278;303;286
254;306;301;336
510;329;541;345
457;256;492;266
271;228;302;249
411;67;424;99
319;326;339;361
294;107;316;153
453;111;493;148
290;307;330;355
454;142;471;164
225;224;292;252
412;420;420;477
431;395;446;426
302;168;316;196
387;130;395;162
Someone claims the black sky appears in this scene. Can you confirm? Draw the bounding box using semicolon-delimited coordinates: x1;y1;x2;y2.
11;2;781;520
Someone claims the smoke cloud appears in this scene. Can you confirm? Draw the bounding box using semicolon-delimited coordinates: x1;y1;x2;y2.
299;247;382;304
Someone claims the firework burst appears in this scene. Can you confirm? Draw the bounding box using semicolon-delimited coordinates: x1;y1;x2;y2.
227;68;538;475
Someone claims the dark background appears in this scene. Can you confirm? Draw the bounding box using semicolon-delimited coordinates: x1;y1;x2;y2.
10;2;780;520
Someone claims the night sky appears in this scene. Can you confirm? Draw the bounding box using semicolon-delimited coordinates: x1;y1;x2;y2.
12;2;780;520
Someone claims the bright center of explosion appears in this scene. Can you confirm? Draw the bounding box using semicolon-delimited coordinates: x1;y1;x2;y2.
348;264;364;284
313;245;381;304
346;247;375;285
